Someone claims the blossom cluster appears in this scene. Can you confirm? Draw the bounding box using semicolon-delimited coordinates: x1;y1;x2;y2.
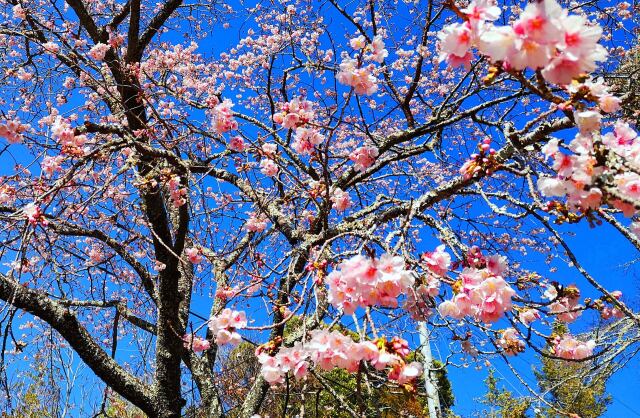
438;0;607;85
403;246;451;320
568;77;622;114
0;119;29;144
185;247;203;264
325;253;415;315
292;127;324;155
228;136;245;152
349;145;379;172
0;185;16;205
545;284;583;323
23;203;48;227
257;330;422;387
600;290;624;320
273;98;315;129
422;245;452;277
51;117;87;155
88;43;110;61
518;309;540;326
245;212;269;232
211;99;238;135
459;137;497;180
350;35;389;63
330;188;352;212
259;158;279;177
538;119;640;218
336;58;378;96
336;35;388;95
438;250;516;323
41;155;64;177
182;334;211;352
552;334;595;360
168;175;187;207
42;41;60;54
498;328;525;355
208;308;248;346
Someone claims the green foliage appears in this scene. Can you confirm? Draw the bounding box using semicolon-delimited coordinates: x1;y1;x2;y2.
533;355;612;418
478;340;612;418
532;322;613;418
99;396;145;418
477;369;532;418
2;361;58;418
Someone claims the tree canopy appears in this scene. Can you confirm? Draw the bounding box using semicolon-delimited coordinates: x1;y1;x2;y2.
0;0;638;416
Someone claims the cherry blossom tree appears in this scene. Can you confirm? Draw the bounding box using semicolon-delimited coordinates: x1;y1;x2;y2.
0;0;638;416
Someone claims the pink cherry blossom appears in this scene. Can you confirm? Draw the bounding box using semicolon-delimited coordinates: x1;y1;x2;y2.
390;361;423;384
486;254;507;276
211;99;238;134
88;43;110;61
462;0;501;22
51;116;87;152
42;42;60;54
182;335;211;352
245;212;269;232
331;188;352;212
0;119;30;144
185;247;203;264
41;156;63;177
508;38;552;70
541;49;606;85
560;15;604;60
601;307;624;320
553;335;595;360
292;127;324;155
258;353;286;385
337;58;378;95
168;175;187;207
23;203;48;226
439;251;516;323
537;120;640;215
257;330;421;388
438;22;473;63
478;26;516;62
259;158;279;176
208;308;247;346
325;253;415;314
12;4;26;19
365;36;388;63
549;294;583;323
349;145;379;172
512;0;564;45
499;328;525;355
261;142;277;156
439;0;607;85
438;299;462;319
422;245;451;277
350;36;367;50
598;94;621;113
228;136;245;152
0;186;16;205
518;309;540;326
86;245;104;264
16;68;33;81
272;98;315;129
